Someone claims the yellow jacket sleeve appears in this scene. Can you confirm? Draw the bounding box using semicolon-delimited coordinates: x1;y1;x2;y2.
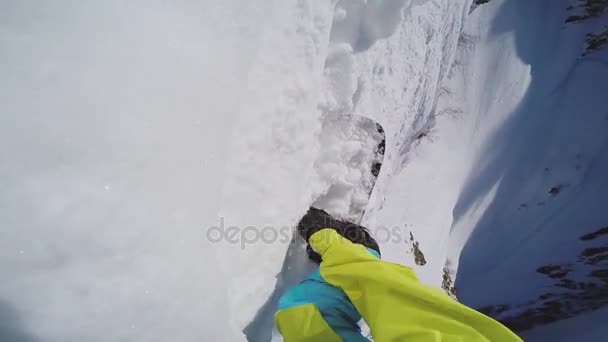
275;303;342;342
309;229;523;342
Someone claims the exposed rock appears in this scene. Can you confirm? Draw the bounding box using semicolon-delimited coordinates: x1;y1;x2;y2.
584;28;608;56
442;261;458;299
407;232;427;266
580;226;608;241
536;265;571;279
565;0;608;23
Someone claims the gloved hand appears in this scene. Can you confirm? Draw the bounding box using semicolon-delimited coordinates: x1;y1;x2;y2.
297;207;339;242
297;207;380;263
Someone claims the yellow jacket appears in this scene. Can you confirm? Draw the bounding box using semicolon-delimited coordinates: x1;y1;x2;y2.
275;229;522;342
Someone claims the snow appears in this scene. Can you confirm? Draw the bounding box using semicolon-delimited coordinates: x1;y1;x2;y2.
2;0;607;341
352;0;475;284
0;1;279;341
446;0;608;320
521;307;608;341
216;0;336;333
311;115;384;221
348;0;607;335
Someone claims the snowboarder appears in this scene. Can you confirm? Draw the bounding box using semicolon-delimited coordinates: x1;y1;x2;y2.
274;207;523;341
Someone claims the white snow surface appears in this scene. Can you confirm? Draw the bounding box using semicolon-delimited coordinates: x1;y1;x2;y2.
2;0;607;341
1;1;256;341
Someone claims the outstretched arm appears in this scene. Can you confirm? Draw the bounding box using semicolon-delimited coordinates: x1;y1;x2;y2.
309;229;523;342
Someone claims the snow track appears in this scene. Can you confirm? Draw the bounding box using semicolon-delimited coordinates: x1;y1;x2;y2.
243;0;473;340
349;0;473;282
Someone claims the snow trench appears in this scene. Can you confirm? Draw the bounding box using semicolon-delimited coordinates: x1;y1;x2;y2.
243;114;385;341
241;1;418;340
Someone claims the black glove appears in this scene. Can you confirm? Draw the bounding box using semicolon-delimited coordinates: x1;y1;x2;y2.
297;207;340;242
297;207;381;263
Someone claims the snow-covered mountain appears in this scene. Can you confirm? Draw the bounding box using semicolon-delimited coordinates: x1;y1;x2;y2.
1;0;606;341
445;0;608;335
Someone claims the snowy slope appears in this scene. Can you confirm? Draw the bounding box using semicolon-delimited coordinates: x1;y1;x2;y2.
521;306;608;342
2;0;606;341
324;0;607;337
445;0;608;333
0;1;274;340
244;1;476;340
0;1;335;341
3;0;461;340
351;0;475;285
353;0;608;336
